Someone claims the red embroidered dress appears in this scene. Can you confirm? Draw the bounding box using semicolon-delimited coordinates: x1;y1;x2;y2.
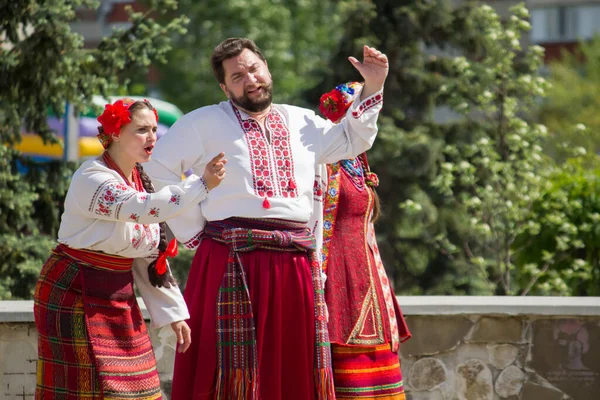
33;155;209;400
323;154;411;399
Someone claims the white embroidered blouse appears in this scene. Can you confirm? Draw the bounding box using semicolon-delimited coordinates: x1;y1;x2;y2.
57;157;210;327
144;89;383;250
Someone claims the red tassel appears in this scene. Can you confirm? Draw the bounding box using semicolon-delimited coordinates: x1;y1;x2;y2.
289;179;296;189
155;238;179;275
263;197;271;209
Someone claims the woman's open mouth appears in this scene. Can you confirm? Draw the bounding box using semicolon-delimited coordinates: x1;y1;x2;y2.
144;145;154;155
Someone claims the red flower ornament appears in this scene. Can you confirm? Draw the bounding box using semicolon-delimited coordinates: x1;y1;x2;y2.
97;99;133;135
319;82;364;123
319;90;346;123
96;98;135;149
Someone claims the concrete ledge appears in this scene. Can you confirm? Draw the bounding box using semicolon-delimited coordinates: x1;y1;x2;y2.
397;296;600;316
1;296;599;323
0;301;35;323
0;299;151;323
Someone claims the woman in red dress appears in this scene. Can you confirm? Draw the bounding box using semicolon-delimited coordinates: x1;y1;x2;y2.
320;83;411;399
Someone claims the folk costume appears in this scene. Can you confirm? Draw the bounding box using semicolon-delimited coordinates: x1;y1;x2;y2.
143;88;384;400
320;83;411;400
34;99;208;400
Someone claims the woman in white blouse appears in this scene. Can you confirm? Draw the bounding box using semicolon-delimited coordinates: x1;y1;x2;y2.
33;98;226;400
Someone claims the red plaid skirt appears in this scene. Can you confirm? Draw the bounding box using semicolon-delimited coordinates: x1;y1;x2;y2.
33;245;162;400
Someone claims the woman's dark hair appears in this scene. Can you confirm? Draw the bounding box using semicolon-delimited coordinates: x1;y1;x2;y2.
357;154;381;223
136;163;177;288
371;188;381;223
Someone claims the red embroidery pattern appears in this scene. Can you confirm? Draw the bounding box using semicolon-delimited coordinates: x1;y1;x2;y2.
90;179;134;218
169;194;181;205
184;231;204;250
148;207;160;218
268;110;297;198
96;157;161;253
233;106;298;199
97;203;110;217
130;223;157;250
313;175;324;202
151;225;160;249
131;223;143;248
352;93;383;119
143;225;155;250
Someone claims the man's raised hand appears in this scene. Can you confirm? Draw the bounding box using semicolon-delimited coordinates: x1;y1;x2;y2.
348;45;389;100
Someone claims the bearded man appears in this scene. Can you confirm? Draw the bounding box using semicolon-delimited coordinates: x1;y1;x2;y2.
144;37;389;400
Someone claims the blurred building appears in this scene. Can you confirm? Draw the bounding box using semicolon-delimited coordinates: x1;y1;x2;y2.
71;0;141;49
70;0;159;85
485;0;600;62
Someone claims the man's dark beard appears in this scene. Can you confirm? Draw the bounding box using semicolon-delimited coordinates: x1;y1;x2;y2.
229;84;273;113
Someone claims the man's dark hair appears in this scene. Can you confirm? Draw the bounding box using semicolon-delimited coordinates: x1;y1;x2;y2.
210;38;266;84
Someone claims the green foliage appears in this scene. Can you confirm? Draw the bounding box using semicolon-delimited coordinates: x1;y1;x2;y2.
0;0;187;299
156;0;344;112
0;145;60;299
1;0;188;143
514;159;600;296
168;246;196;292
310;1;558;295
2;0;596;299
430;4;553;295
539;36;600;164
0;234;55;300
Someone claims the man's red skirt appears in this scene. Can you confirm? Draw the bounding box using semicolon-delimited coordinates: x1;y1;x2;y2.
171;237;318;400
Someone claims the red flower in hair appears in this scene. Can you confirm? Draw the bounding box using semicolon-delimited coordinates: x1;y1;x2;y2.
319;90;347;123
97;100;132;136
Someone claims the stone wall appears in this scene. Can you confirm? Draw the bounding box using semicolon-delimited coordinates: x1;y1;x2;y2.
1;297;599;400
401;315;599;399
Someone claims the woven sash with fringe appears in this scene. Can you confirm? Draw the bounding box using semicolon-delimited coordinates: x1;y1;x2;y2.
204;217;335;400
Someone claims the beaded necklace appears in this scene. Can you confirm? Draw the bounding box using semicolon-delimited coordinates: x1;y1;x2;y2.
340;157;365;191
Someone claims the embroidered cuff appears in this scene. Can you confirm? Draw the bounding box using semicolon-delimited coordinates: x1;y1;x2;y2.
350;90;384;119
200;177;209;192
183;230;204;250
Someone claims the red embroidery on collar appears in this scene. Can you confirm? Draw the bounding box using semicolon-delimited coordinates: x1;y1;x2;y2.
233;105;298;201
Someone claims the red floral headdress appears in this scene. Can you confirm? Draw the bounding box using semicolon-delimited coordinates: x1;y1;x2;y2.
319;81;363;123
96;98;159;149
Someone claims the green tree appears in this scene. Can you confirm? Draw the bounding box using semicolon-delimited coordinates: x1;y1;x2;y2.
539;35;600;164
430;4;554;295
0;0;187;299
309;1;554;295
156;0;345;112
513;159;600;296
